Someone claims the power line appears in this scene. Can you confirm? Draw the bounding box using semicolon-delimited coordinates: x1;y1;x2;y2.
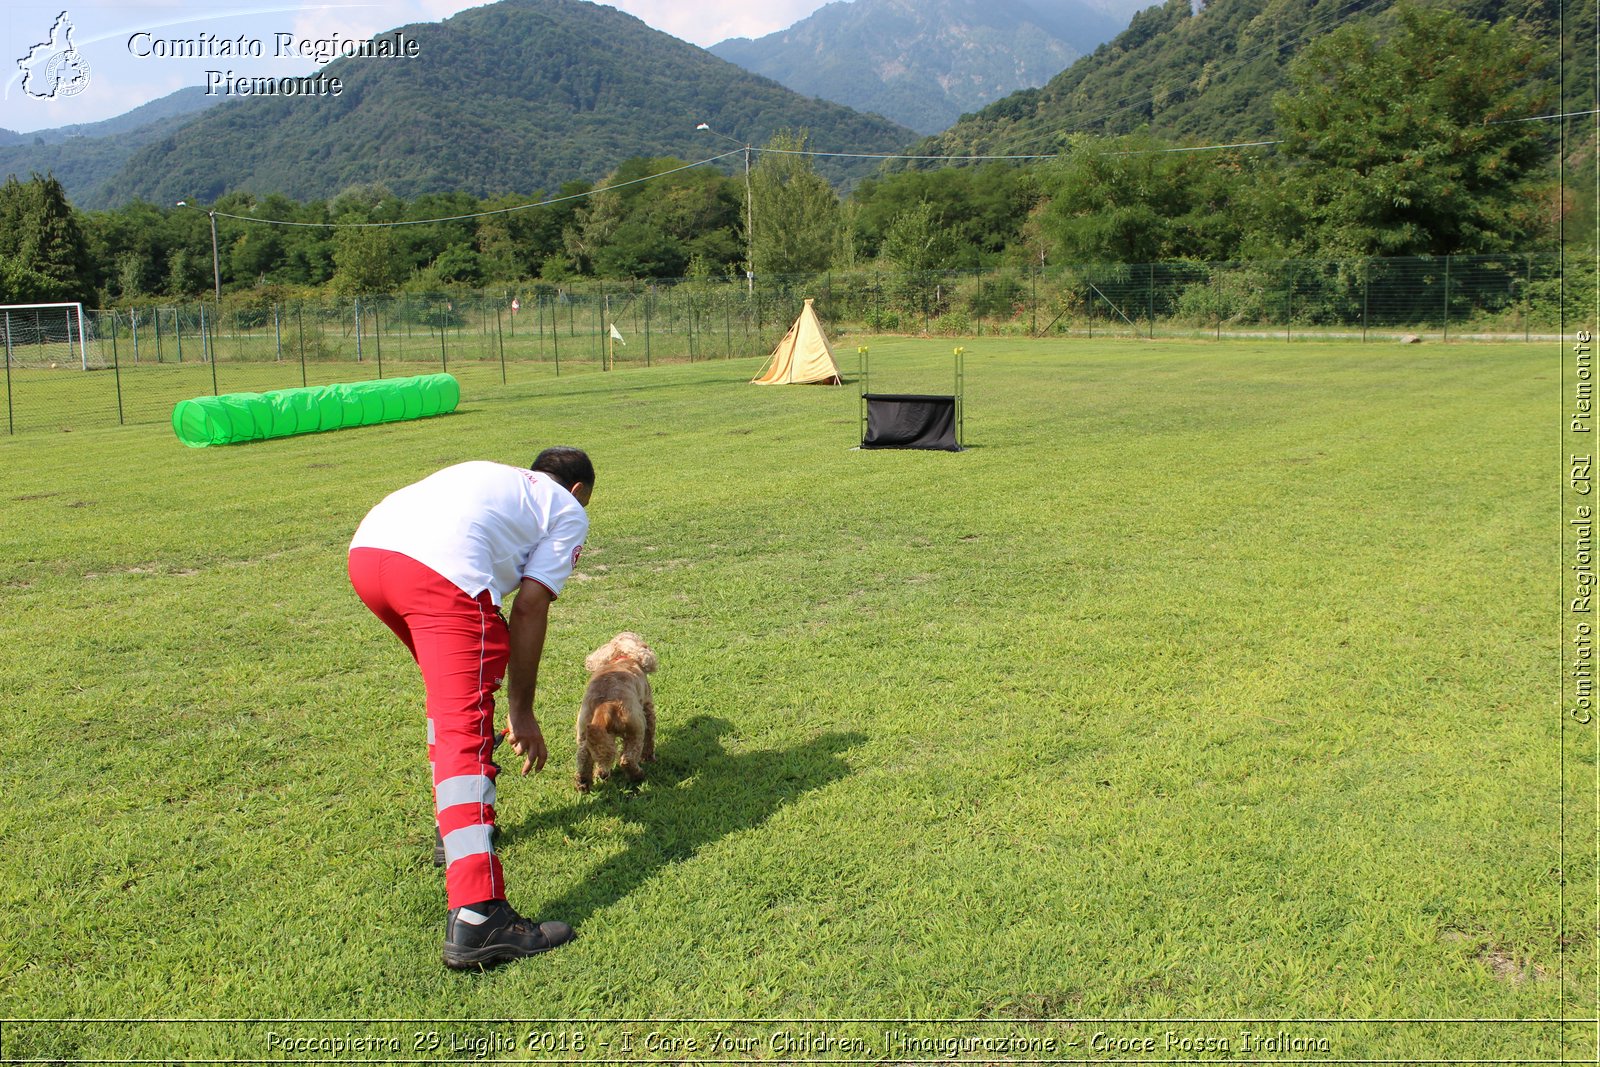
196;137;1279;232
208;149;742;229
195;104;1575;232
1112;138;1282;155
1496;106;1600;124
760;148;1063;162
763;137;1286;163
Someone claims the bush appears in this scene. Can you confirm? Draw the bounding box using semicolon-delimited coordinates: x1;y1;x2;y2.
1173;265;1278;326
864;306;902;332
964;272;1024;320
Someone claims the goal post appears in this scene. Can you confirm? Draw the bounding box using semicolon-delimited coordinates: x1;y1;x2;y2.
0;302;91;370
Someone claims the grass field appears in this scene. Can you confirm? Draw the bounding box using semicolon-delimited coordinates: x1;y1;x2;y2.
2;349;650;435
0;336;1590;1062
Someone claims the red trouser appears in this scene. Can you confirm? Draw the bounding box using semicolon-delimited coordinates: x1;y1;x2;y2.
348;547;508;909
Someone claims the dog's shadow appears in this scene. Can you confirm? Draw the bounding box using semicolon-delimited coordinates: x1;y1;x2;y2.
501;716;864;927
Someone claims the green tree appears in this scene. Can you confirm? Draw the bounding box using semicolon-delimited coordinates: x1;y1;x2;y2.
749;130;839;280
253;193;336;286
852;162;1041;267
393;192;477;280
539;251;576;282
880;201;955;276
475;194;547;281
228;227;286;288
0;256;77;304
879;200;957;313
0;174;95;305
1274;3;1554;257
113;250;146;300
1031;134;1284;264
568;158;740;279
83;200;170;300
166;247;197;297
161;204;221;296
331;224;403;295
483;181;591;280
425;243;485;287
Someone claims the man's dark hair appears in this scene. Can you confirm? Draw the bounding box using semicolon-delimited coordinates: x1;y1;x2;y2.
531;446;594;492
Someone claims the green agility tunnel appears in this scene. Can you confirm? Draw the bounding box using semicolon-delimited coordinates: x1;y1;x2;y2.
171;374;460;447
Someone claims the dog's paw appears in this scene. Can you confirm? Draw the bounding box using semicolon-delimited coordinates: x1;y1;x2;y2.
575;776;592;793
623;764;646;783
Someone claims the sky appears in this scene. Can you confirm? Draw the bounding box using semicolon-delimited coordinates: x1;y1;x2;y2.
1;0;830;133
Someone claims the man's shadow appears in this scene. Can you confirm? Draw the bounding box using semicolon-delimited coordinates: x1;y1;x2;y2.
502;716;863;927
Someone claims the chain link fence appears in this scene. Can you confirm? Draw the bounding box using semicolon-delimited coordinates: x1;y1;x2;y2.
816;254;1565;341
0;253;1570;435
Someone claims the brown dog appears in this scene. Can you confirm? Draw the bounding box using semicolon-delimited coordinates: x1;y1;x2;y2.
575;631;657;791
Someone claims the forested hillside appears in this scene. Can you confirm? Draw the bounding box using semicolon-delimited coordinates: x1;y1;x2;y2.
90;0;914;207
913;0;1583;159
0;90;222;208
0;88;218;148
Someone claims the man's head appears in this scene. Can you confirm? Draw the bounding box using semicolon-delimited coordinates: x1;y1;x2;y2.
532;446;595;507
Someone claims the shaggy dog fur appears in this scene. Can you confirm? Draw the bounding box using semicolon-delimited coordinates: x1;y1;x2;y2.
575;631;657;791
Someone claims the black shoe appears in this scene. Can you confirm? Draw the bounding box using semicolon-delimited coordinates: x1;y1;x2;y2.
443;899;574;969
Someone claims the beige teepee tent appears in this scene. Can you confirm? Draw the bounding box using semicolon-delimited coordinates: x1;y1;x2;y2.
751;298;842;385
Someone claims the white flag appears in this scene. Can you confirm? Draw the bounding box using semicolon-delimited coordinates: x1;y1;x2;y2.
609;323;626;345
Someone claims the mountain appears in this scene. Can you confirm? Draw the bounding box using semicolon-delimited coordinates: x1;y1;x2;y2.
0;89;223;203
908;0;1570;160
85;0;916;209
909;0;1387;157
710;0;1127;135
0;87;221;147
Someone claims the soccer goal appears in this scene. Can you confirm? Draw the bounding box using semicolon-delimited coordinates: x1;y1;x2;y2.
0;302;92;370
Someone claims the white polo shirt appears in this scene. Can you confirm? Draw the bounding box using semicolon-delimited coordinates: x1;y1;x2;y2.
351;461;589;606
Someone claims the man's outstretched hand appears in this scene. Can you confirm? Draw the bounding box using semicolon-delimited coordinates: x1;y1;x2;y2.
506;709;547;775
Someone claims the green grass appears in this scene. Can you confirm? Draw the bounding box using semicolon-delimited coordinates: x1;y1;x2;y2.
0;337;1589;1061
1;349;677;435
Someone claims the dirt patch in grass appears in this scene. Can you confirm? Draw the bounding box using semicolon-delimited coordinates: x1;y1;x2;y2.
83;564;202;580
1440;929;1549;984
1479;946;1548;985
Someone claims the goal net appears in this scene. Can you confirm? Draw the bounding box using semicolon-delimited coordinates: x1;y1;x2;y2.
0;303;95;369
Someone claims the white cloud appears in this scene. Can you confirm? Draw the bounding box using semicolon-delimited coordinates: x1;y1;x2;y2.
328;0;835;45
602;0;828;46
410;0;479;19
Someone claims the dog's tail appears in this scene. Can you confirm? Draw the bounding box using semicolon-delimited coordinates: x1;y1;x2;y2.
587;700;626;753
